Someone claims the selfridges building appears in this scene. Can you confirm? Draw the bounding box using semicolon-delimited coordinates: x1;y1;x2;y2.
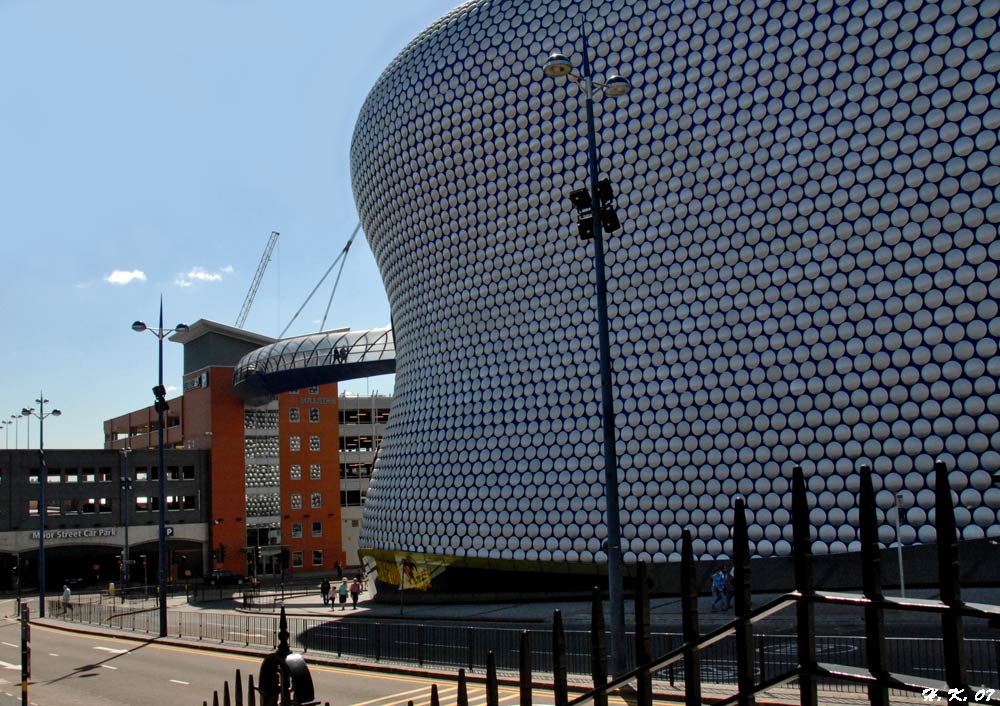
351;0;1000;586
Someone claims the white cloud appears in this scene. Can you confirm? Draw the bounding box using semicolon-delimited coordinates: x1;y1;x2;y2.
174;266;230;288
105;269;147;286
222;265;234;274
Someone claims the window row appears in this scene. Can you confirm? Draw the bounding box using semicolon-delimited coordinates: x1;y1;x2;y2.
340;408;390;425
27;495;198;515
290;549;324;568
287;407;323;423
30;466;197;484
289;464;323;481
289;493;324;510
289;521;324;538
340;463;373;479
288;435;322;452
340;435;381;453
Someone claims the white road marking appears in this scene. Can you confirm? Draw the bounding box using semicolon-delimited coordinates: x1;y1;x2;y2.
1;642;17;648
93;646;129;654
0;661;19;671
49;653;59;657
169;679;189;685
101;665;118;670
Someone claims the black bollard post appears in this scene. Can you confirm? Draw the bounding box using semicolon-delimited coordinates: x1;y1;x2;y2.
552;611;568;706
680;529;702;706
591;587;608;706
733;497;755;706
431;684;440;706
248;674;256;706
791;465;817;706
520;630;532;706
935;459;969;692
457;668;469;706
235;669;243;706
634;562;652;706
859;464;889;706
486;651;499;706
224;680;232;706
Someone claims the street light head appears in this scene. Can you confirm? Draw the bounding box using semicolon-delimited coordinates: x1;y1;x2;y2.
569;188;592;210
20;408;32;417
131;320;148;333
543;52;573;78
604;75;631;97
175;323;190;334
51;409;62;417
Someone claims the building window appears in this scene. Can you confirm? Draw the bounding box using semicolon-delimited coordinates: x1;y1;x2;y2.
311;521;322;537
47;470;61;483
309;408;320;423
309;436;320;452
134;467;149;481
289;436;301;452
182;466;195;480
290;464;302;481
291;522;303;539
135;496;151;512
310;492;322;509
98;468;113;482
291;551;304;568
310;464;322;481
289;407;300;423
64;469;79;483
340;490;364;507
308;386;320;395
311;550;324;567
166;467;181;481
183;495;197;510
290;494;302;510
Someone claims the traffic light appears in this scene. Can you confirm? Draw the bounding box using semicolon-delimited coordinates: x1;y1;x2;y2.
152;385;169;413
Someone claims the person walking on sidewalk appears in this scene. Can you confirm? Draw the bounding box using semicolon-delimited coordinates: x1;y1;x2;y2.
710;568;727;612
337;578;349;610
320;578;331;606
349;577;361;609
61;584;73;615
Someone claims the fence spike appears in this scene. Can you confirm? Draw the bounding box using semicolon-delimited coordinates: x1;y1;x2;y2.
520;630;532;706
431;684;440;706
486;651;499;706
235;668;244;706
791;465;817;706
733;497;756;706
552;611;568;706
680;529;702;706
859;464;889;706
248;673;257;706
935;458;969;691
590;587;608;706
213;691;220;706
457;668;469;706
224;680;232;706
634;562;652;706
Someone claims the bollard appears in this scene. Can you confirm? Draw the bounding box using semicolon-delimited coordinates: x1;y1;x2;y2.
519;631;532;706
457;668;469;706
552;611;568;706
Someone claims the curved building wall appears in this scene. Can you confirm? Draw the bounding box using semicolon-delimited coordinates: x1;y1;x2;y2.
351;0;1000;570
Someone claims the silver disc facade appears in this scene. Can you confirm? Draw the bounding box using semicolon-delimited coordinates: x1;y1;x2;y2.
350;0;1000;577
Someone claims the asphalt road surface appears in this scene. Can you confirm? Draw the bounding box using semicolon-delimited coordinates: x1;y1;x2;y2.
0;614;564;706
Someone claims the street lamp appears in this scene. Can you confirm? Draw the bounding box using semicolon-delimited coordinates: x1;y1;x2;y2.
21;394;61;617
894;492;908;598
2;420;10;449
10;413;23;449
120;447;133;599
541;21;631;676
132;298;188;636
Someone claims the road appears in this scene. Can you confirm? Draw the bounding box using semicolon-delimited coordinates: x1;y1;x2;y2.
0;613;563;706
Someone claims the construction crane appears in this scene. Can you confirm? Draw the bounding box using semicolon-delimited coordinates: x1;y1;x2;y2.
235;231;280;329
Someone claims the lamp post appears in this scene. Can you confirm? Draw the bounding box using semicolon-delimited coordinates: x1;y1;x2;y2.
132;298;188;636
120;447;133;599
541;21;631;676
2;420;10;449
10;414;22;449
21;394;61;617
894;492;907;598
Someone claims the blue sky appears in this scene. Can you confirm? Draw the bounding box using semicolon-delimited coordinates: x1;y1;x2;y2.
1;0;460;448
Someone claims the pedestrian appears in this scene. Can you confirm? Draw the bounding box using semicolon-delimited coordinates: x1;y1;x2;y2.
710;568;727;612
349;577;361;609
320;578;331;606
62;584;72;615
724;564;735;610
337;578;349;610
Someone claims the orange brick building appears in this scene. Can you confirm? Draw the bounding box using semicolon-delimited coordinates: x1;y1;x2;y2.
104;320;361;579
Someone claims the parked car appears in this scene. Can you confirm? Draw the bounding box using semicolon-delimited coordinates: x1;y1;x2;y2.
205;570;247;586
